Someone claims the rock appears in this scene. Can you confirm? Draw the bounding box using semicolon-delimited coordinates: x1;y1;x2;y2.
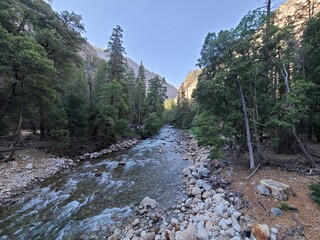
260;179;294;201
256;185;270;196
214;204;228;216
251;224;270;240
12;161;18;168
94;171;102;177
195;179;204;187
202;183;212;191
140;197;158;209
202;191;211;199
107;234;119;240
170;217;179;225
197;165;210;178
196;227;209;240
225;227;235;237
24;163;33;170
182;225;197;240
118;160;126;165
233;223;241;232
283;227;295;236
191;186;202;196
232;211;242;219
145;232;155;240
125;229;134;238
270;228;278;234
132;218;140;227
271;208;283;216
185;198;193;207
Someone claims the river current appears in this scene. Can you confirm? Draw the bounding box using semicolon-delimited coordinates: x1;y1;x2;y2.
0;127;189;239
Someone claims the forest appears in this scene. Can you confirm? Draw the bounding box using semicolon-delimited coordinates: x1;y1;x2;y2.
0;0;167;160
166;1;320;171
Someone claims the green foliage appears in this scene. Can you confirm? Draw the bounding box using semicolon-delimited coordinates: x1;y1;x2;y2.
277;201;291;210
142;113;162;137
309;180;320;204
145;76;167;117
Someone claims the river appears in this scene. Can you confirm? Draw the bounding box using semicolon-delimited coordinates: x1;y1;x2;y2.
0;126;190;239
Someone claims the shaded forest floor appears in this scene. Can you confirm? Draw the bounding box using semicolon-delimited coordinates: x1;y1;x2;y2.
219;152;320;239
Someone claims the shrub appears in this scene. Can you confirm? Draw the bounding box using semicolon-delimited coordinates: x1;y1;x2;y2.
309;180;320;204
142;113;162;137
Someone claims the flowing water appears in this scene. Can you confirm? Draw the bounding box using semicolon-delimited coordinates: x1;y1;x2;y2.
0;127;190;239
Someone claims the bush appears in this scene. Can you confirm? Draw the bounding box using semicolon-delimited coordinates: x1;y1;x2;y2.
142;113;162;137
309;180;320;204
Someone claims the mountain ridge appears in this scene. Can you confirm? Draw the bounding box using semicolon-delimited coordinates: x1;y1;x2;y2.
93;46;178;98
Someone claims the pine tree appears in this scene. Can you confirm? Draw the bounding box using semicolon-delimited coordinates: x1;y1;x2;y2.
135;61;147;125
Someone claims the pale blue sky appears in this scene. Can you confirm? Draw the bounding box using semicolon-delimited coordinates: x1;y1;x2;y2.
51;0;284;87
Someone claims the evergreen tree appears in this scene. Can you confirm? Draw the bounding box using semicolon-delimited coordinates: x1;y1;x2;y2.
135;61;147;125
145;76;167;117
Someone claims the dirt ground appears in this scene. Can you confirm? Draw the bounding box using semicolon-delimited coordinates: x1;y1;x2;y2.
220;160;320;240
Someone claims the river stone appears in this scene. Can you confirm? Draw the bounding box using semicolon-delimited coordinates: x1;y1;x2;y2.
12;161;18;168
195;179;204;187
182;225;197;240
24;163;33;170
202;191;211;199
197;165;210;178
125;229;134;238
118;160;126;165
191;186;202;196
257;184;270;196
196;227;209;240
271;207;283;216
226;227;235;237
232;211;242;219
233;223;241;232
214;204;228;216
202;183;212;191
132;218;140;227
251;224;270;240
140;197;158;209
185;198;193;207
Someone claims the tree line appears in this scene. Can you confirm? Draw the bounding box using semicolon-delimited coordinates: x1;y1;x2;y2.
0;0;166;160
166;1;320;169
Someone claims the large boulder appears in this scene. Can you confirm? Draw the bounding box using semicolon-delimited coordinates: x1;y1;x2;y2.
260;179;294;201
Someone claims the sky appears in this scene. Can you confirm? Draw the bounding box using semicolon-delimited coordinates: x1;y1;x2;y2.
51;0;285;88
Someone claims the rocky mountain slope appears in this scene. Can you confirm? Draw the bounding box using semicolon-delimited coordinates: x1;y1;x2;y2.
177;69;201;100
94;47;177;98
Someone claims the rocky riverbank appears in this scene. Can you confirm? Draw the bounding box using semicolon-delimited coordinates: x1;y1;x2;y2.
0;138;140;206
96;134;273;240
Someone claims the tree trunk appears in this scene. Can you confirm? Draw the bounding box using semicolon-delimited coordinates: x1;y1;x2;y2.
292;125;315;168
238;80;255;169
280;65;315;168
40;105;46;140
6;97;24;162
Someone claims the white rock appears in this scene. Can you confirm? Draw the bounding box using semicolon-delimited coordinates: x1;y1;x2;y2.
140;197;158;209
24;163;33;170
126;229;134;238
196;227;209;240
214;204;228;216
191;186;202;196
171;218;179;225
131;218;140;227
233;223;241;232
182;224;197;240
202;191;211;199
